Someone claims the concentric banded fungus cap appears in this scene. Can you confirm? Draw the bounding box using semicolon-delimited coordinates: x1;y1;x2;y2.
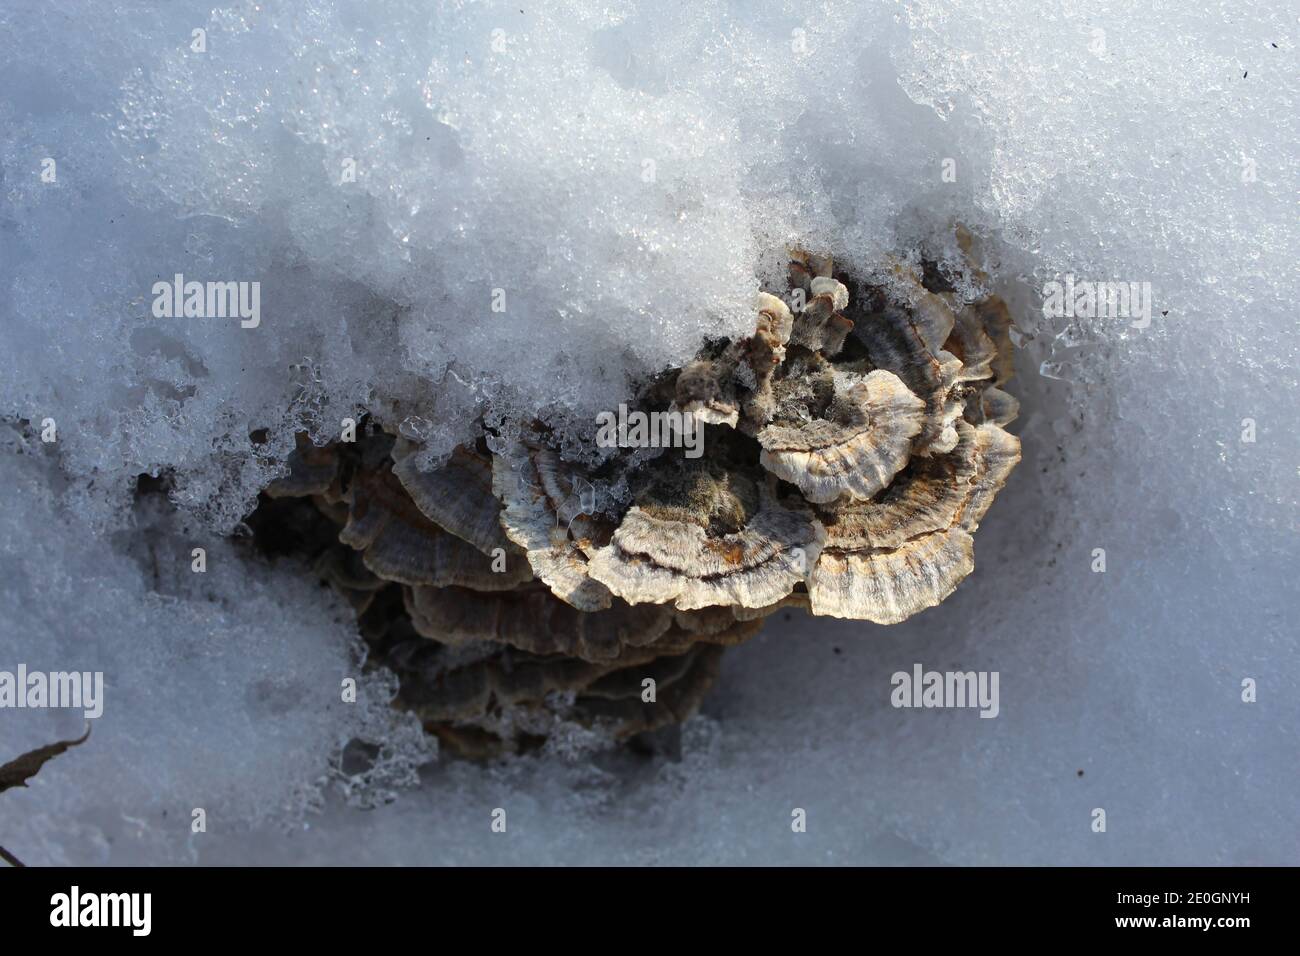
403;584;673;662
806;419;1021;622
807;527;975;623
815;419;981;551
395;647;624;724
758;361;925;504
972;296;1016;386
575;644;725;734
389;634;692;729
898;270;958;356
731;591;810;622
374;601;737;755
492;438;615;611
845;268;966;457
956;423;1021;532
673;605;744;636
945;303;999;383
587;461;824;611
314;545;387;614
391;440;517;556
648;616;765;653
340;465;533;590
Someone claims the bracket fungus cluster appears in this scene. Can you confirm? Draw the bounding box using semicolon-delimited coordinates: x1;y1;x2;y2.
253;240;1020;757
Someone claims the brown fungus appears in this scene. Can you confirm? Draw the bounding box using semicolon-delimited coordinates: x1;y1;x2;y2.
843;265;968;458
492;438;616;612
945;303;999;384
340;466;532;590
972;296;1016;386
388;635;720;751
574;644;725;735
587;463;825;612
807;528;976;623
391;440;516;556
403;584;673;662
758;367;926;504
242;231;1021;759
956;423;1022;533
815;419;982;552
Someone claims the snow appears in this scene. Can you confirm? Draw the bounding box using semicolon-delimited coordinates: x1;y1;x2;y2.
1;0;1296;864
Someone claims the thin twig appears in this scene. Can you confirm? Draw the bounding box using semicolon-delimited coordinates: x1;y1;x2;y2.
0;844;25;867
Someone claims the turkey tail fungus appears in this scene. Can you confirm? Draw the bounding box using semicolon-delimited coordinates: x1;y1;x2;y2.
249;235;1020;756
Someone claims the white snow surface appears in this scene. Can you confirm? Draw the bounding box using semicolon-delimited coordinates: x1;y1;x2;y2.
0;0;1296;864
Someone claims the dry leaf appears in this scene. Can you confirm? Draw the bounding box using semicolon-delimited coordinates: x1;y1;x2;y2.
0;725;91;794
